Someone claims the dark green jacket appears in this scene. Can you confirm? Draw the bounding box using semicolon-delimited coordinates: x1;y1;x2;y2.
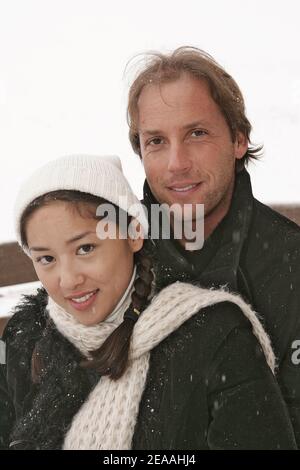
0;288;297;449
142;169;300;446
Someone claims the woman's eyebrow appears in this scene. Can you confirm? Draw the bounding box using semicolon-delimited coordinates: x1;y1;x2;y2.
29;231;94;252
65;231;94;245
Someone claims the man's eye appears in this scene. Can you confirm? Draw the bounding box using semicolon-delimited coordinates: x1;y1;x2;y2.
77;244;95;255
191;129;207;137
147;137;163;146
36;255;54;265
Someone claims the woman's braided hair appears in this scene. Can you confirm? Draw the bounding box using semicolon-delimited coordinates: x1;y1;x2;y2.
20;190;154;382
82;249;154;380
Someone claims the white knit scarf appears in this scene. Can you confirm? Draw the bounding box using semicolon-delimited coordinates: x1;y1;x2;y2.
47;280;275;450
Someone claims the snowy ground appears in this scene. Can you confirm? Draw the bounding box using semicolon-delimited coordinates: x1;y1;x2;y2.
0;281;41;318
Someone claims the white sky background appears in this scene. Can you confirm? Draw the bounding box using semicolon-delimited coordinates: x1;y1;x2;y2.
0;0;300;243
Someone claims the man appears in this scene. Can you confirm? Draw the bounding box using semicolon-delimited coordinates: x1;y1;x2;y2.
127;47;300;445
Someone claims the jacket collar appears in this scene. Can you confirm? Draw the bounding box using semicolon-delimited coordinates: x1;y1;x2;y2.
143;169;254;296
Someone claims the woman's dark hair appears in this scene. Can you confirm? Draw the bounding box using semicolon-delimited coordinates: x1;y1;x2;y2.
81;251;153;379
21;190;154;382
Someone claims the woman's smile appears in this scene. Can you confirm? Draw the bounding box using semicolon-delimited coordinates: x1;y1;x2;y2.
67;288;100;311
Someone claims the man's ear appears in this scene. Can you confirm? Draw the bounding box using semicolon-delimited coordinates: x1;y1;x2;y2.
234;132;248;160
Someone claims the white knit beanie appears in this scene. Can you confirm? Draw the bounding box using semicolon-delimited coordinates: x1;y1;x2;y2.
14;154;148;251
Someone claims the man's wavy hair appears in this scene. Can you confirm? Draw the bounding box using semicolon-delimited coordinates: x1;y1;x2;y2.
127;46;262;169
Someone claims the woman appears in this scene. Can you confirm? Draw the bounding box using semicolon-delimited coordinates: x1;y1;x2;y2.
0;154;296;449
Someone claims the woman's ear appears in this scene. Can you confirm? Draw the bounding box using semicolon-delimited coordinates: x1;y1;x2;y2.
129;236;144;253
128;219;144;253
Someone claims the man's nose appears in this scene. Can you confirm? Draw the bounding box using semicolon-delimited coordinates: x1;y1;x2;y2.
59;261;84;291
167;142;192;173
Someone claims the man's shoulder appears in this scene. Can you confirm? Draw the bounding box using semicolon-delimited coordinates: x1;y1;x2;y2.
243;198;300;289
251;198;300;247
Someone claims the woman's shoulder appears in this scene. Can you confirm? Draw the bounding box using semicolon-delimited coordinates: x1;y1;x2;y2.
2;287;48;346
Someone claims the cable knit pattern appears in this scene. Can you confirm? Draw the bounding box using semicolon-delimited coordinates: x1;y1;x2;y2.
47;281;275;450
